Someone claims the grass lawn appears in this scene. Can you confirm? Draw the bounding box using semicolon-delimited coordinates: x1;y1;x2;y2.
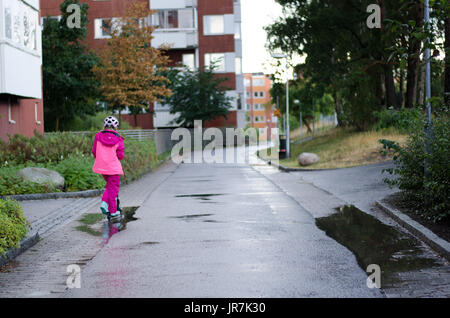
278;127;407;169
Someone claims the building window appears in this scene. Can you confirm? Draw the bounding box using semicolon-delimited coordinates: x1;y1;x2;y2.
152;8;195;29
204;53;225;72
253;78;264;86
4;7;12;39
254;115;266;123
246;92;251;98
246;104;251;110
94;18;112;39
244;79;251;87
253;91;264;98
203;15;224;35
182;53;195;70
4;1;38;51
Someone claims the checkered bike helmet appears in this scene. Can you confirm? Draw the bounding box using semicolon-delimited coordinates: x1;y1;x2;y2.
104;116;119;128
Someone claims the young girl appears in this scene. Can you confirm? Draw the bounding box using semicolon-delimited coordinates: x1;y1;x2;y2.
92;116;125;217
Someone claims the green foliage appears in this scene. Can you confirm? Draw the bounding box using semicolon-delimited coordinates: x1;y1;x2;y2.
54;155;105;192
0;132;93;165
42;0;100;131
121;138;159;183
265;0;449;129
374;108;421;132
381;114;450;223
0;166;59;196
0;199;30;255
65;112;110;131
0;133;159;195
163;65;232;127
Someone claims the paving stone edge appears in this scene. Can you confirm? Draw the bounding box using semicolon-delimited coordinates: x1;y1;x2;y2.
0;231;40;268
375;200;450;262
0;157;171;202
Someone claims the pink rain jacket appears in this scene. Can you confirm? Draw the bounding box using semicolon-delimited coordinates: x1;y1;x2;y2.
92;130;125;175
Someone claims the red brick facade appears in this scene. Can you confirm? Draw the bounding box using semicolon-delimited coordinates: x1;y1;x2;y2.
40;0;241;129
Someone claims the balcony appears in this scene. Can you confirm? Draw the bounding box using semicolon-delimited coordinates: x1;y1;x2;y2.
150;0;197;10
0;0;42;99
152;29;198;49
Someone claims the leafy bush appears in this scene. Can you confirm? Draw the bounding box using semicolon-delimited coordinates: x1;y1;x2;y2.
0;132;160;195
121;138;159;183
0;132;93;165
65;112;135;131
373;107;421;132
381;114;450;223
0;166;60;196
54;155;105;192
0;199;30;255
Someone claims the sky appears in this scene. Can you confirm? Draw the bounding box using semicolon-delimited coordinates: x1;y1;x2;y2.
240;0;284;75
240;0;303;79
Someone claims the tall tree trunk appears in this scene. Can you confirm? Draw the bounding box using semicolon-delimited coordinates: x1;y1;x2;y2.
445;17;450;107
333;91;343;126
399;69;405;108
405;1;424;108
55;116;60;132
384;63;397;108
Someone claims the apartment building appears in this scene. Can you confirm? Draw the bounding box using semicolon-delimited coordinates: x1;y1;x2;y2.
244;73;276;138
0;0;44;141
40;0;245;129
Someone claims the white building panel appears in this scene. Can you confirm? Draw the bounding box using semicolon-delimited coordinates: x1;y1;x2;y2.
0;0;42;98
224;14;234;34
153;110;181;128
224;52;235;73
152;30;198;49
150;0;197;9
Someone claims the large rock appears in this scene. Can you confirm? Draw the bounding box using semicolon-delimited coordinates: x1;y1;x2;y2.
17;167;65;189
298;153;319;166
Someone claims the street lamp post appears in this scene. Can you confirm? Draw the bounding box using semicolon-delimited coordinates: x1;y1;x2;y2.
271;53;290;158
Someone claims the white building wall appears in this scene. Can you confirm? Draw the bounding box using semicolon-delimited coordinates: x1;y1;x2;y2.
150;0;197;9
0;0;42;99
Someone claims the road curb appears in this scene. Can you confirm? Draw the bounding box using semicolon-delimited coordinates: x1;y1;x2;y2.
0;231;40;268
257;155;339;172
0;157;172;202
375;200;450;262
1;189;103;202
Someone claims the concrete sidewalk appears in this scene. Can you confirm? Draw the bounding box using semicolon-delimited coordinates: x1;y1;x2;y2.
0;160;178;297
18;160;177;239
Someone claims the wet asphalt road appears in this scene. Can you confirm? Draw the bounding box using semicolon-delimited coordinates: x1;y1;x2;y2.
66;162;382;298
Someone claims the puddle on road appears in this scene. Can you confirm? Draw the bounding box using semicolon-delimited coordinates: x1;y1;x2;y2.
103;206;139;243
315;205;439;286
175;194;224;199
170;213;214;220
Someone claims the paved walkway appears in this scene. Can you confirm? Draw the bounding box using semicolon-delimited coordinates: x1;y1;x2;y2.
65;162;382;298
0;161;177;297
1;151;449;298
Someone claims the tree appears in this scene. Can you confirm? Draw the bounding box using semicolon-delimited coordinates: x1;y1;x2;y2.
42;0;100;131
92;1;172;122
163;65;232;128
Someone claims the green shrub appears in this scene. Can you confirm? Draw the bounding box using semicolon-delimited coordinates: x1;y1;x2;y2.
0;132;93;165
0;166;60;196
381;114;450;223
121;139;159;183
373;107;421;132
0;199;30;255
54;155;105;192
65;112;135;131
0;132;159;195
